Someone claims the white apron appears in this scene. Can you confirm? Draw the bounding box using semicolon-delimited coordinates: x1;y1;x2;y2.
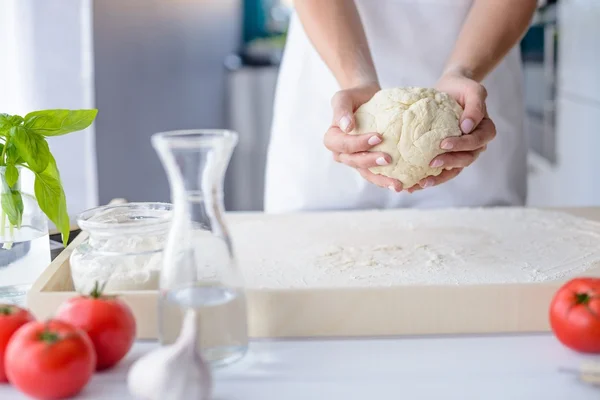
264;0;527;213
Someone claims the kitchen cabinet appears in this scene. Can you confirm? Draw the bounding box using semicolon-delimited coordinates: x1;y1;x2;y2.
556;97;600;205
528;96;600;207
557;1;600;103
93;0;241;205
224;63;278;212
527;0;600;207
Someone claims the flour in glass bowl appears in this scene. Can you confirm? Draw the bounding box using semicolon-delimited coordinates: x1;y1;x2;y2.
70;203;171;293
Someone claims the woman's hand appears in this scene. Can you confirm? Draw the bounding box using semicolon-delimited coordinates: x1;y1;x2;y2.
297;0;402;190
407;70;497;192
323;83;404;192
324;72;496;193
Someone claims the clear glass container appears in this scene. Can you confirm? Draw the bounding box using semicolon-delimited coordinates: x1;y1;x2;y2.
0;166;50;305
152;129;248;367
70;202;172;294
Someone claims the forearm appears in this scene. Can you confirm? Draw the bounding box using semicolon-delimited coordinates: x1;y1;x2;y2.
294;0;378;89
443;0;537;82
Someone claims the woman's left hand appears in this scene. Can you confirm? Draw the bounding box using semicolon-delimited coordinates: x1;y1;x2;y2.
407;70;497;192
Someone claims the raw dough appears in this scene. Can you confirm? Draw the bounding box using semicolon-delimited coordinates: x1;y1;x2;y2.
350;87;463;187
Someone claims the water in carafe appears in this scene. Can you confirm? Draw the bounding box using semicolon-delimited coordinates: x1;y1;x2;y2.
152;129;248;367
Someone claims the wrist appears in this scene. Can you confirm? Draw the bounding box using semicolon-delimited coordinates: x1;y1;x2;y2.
338;65;380;90
341;78;380;93
351;80;381;93
441;65;475;81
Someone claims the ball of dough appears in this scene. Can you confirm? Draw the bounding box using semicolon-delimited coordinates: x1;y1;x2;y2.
350;87;464;188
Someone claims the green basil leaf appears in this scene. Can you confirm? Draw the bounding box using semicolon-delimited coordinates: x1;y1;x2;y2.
10;126;50;172
34;157;70;245
24;109;98;137
9;115;23;126
5;143;22;165
5;140;21;181
46;153;62;178
0;114;23;137
0;114;23;129
5;164;18;188
0;114;9;133
1;189;23;227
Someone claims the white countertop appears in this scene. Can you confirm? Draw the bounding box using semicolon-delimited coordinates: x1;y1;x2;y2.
1;333;598;400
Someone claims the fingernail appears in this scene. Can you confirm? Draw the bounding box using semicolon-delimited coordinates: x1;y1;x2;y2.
461;118;474;134
441;140;453;150
339;115;352;132
376;156;388;166
422;179;434;188
430;159;443;168
388;185;400;192
368;135;382;145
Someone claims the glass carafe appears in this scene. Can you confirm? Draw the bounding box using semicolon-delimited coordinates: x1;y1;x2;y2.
152;129;248;367
0;166;50;305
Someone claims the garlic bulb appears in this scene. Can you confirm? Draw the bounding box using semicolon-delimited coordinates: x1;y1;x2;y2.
127;309;212;400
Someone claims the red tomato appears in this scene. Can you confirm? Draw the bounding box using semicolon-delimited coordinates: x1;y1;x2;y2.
0;304;34;383
549;277;600;353
5;319;96;399
55;283;136;370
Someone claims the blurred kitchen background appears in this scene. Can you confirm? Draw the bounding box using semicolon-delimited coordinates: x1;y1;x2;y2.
0;0;598;223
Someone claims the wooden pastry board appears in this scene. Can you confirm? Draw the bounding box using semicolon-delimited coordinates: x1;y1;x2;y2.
27;206;600;340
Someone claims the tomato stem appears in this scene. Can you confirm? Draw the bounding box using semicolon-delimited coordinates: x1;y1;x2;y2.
38;320;61;344
89;280;108;299
575;292;591;305
0;305;14;315
38;330;60;344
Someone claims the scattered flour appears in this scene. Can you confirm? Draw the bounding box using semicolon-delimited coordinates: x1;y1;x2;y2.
227;208;600;288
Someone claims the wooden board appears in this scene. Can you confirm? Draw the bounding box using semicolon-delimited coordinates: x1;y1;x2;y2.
27;207;600;340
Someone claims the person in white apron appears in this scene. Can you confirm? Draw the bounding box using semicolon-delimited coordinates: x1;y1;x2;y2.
264;0;537;213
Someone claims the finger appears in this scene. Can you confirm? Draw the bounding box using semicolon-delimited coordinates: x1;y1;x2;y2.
419;168;463;188
357;168;403;192
324;126;382;154
429;151;478;169
407;184;423;194
338;151;392;169
440;118;496;152
331;91;355;133
459;83;487;134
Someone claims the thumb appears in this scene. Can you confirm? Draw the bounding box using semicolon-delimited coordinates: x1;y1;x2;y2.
331;90;355;133
460;84;487;134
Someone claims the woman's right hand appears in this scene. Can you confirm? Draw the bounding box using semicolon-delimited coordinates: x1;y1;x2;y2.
323;83;404;192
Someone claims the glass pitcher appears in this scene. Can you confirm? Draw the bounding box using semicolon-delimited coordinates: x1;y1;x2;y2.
152;129;248;367
0;166;50;305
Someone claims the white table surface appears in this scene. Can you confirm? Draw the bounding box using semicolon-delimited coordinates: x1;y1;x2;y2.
1;333;598;400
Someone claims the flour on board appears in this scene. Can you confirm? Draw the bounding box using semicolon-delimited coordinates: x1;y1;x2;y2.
229;208;600;288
